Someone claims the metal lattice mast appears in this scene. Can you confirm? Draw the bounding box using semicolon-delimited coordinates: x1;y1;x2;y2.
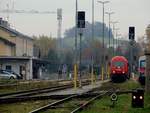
57;8;62;50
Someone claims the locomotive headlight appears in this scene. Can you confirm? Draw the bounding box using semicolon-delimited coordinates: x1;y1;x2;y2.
122;71;125;74
113;71;116;74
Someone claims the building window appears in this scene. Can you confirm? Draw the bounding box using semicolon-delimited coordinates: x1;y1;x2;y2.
6;65;12;71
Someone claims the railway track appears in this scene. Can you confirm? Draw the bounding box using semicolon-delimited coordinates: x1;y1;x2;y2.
0;81;90;101
2;89;133;105
0;80;111;105
0;84;73;99
28;89;112;113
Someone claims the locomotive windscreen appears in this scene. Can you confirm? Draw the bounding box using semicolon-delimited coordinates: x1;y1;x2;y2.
113;62;125;67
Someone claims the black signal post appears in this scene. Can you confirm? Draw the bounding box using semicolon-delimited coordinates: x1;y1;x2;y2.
78;11;85;88
129;26;135;77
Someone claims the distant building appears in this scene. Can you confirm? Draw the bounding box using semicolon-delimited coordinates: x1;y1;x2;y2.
0;18;48;80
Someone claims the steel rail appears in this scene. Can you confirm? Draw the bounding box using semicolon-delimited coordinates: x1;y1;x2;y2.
28;89;113;113
0;79;71;88
70;90;111;113
0;84;69;97
29;95;77;113
0;84;74;99
0;80;90;98
0;92;101;104
0;81;90;104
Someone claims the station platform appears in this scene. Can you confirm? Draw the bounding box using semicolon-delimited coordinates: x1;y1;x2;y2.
43;80;109;96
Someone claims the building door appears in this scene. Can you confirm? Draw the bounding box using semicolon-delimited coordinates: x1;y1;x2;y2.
33;66;38;79
20;65;26;79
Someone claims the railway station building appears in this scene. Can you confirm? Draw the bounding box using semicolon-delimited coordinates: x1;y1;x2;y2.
0;18;48;80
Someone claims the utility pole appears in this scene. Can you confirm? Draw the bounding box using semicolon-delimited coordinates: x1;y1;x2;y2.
115;28;120;55
116;33;121;55
79;31;82;87
98;0;109;80
74;0;78;89
105;11;114;79
75;0;78;63
111;21;118;56
145;24;150;94
91;0;95;85
105;12;114;48
57;8;62;79
57;8;62;51
116;34;121;46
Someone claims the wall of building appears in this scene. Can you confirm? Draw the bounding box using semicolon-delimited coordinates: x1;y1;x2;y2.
0;26;35;80
0;28;33;57
1;61;21;75
16;37;33;57
0;41;12;56
0;60;33;80
27;40;33;57
0;29;16;42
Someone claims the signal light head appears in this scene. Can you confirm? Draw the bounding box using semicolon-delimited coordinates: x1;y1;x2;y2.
132;89;144;108
133;96;136;99
129;26;135;40
140;96;143;100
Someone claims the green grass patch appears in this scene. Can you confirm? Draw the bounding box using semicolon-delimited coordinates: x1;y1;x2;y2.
0;99;54;113
80;94;150;113
80;80;150;113
0;80;148;113
0;79;18;85
96;80;140;92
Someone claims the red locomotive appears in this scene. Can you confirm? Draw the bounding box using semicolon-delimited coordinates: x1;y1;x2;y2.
110;56;129;82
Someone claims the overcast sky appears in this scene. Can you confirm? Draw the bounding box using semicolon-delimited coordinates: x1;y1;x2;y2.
0;0;150;38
